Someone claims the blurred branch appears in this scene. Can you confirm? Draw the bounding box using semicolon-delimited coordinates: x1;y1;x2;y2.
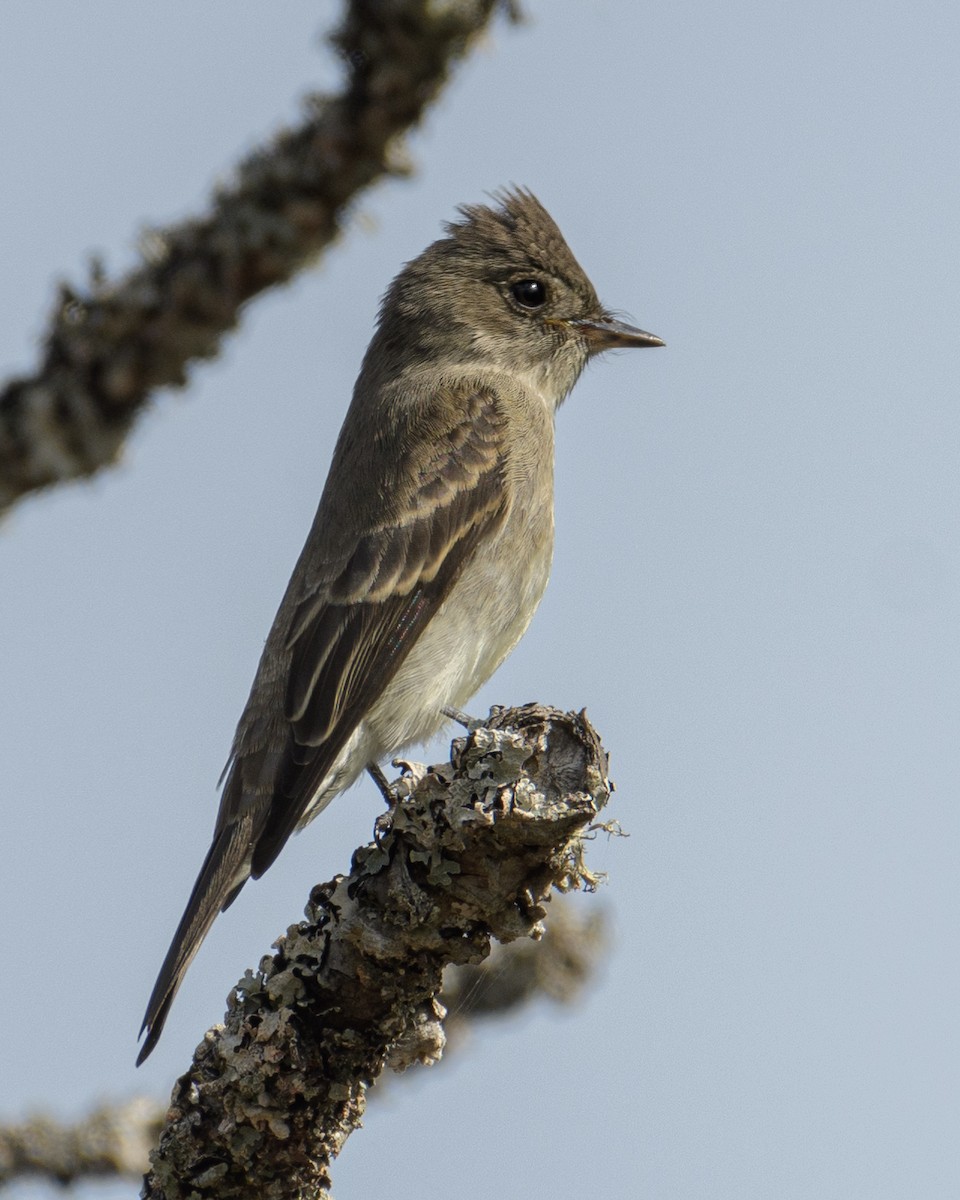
439;900;608;1049
0;0;518;515
0;1098;164;1190
136;704;611;1200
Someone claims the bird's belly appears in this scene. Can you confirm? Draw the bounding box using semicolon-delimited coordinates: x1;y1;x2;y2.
362;507;554;758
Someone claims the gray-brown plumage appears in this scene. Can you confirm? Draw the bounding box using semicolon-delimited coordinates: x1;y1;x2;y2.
137;188;663;1063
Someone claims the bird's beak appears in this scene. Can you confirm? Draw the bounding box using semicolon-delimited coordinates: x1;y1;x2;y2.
570;315;665;352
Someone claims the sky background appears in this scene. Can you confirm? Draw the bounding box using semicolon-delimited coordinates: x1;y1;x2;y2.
2;3;959;1197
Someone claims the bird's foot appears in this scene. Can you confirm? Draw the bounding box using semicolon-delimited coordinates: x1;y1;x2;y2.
368;759;429;807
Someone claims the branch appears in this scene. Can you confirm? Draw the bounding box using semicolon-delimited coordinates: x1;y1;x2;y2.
139;704;612;1200
0;1098;164;1190
0;909;604;1193
0;0;517;515
439;898;609;1049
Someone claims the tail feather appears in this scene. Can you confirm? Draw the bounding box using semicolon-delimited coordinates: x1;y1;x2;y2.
136;816;254;1065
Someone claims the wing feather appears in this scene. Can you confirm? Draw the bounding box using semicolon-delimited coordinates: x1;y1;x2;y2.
248;384;509;877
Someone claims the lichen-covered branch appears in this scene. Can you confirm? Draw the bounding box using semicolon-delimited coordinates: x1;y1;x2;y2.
0;905;603;1193
142;704;611;1200
0;0;517;515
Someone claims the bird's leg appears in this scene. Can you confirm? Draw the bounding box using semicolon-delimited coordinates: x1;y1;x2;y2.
441;704;485;730
367;761;395;806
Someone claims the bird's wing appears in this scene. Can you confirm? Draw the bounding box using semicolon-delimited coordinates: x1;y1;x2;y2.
247;382;509;877
137;384;509;1064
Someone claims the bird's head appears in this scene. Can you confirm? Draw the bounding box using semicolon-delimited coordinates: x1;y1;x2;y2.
370;187;663;407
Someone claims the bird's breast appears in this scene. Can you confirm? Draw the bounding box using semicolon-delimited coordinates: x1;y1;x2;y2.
363;443;555;759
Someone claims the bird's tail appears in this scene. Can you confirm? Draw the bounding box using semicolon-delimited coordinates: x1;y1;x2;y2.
136;815;254;1065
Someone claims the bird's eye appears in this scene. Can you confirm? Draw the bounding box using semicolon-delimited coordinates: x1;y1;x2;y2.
511;279;548;309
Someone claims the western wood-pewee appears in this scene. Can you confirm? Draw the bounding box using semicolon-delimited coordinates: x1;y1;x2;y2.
137;188;663;1063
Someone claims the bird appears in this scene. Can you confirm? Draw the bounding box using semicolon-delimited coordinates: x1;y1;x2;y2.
137;187;663;1063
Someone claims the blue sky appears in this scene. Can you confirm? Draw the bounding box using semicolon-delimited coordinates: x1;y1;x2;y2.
3;3;960;1197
